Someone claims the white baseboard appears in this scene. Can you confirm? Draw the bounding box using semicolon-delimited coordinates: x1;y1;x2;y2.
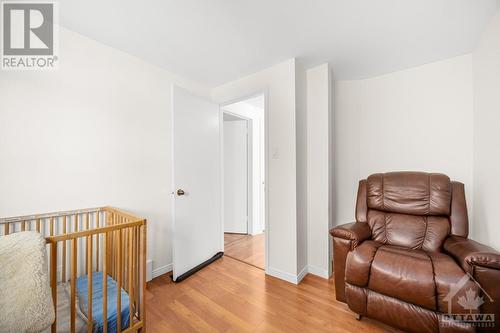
307;264;330;279
147;263;327;284
297;265;308;284
150;263;173;281
266;265;308;285
266;264;330;284
146;260;153;281
266;267;299;284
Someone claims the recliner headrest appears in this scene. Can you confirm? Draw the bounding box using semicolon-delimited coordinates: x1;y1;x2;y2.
366;172;451;216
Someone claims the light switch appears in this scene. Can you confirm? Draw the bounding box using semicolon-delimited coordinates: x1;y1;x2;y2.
272;148;280;159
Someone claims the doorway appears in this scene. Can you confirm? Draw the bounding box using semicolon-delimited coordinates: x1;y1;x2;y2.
222;94;266;270
172;87;268;282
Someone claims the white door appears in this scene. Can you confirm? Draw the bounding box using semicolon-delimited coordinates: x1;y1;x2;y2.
172;86;222;281
223;119;248;234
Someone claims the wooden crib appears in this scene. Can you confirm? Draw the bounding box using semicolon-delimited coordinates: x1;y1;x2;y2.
0;206;147;333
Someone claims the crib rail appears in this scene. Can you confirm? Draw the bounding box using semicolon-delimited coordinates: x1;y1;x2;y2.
0;207;147;333
0;207;101;225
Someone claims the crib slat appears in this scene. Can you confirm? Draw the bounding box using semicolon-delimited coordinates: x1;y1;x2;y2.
140;223;147;331
116;230;122;332
36;218;40;232
118;215;126;285
50;242;57;333
138;226;141;308
87;236;93;333
50;217;54;236
85;213;90;274
120;228;128;292
116;216;120;276
62;216;67;282
108;214;112;278
4;223;9;235
71;238;77;333
132;226;136;311
112;214;116;279
21;221;26;231
103;233;108;333
128;228;134;326
137;226;140;317
108;213;114;279
114;215;118;279
96;212;100;271
123;228;128;291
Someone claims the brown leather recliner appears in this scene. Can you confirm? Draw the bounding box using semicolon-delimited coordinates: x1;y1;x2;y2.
330;172;500;333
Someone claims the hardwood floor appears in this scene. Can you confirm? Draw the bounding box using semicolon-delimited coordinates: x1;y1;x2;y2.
146;256;401;333
224;233;247;246
224;233;265;269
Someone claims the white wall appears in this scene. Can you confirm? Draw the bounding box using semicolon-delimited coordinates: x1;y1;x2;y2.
0;28;210;277
212;59;300;283
223;101;265;235
334;55;474;227
472;10;500;250
5;20;494;288
0;30;303;283
306;64;332;278
295;61;308;279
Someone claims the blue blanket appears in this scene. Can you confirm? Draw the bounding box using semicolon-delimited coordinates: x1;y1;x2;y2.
76;272;130;333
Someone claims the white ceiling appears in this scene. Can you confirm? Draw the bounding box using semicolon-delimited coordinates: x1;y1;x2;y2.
60;0;499;87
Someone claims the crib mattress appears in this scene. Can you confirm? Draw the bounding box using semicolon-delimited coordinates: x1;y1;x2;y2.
42;284;86;333
46;273;131;333
76;271;131;333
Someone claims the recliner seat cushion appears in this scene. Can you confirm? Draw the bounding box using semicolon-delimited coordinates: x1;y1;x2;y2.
427;252;479;314
345;244;478;314
368;246;436;310
345;240;383;287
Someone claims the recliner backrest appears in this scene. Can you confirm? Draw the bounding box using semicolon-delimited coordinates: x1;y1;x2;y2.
355;172;469;252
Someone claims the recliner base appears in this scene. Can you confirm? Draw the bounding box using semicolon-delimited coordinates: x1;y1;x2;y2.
345;283;476;333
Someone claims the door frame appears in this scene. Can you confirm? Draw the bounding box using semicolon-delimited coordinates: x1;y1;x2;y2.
220;90;269;273
222;112;250;235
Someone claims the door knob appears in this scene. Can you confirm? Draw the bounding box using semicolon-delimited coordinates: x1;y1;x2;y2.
176;189;185;196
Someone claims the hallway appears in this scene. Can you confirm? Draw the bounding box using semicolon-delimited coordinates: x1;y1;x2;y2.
224;233;265;269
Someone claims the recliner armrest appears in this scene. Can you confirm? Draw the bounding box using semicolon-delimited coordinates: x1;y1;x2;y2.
444;235;500;273
330;222;371;249
331;222;371;302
